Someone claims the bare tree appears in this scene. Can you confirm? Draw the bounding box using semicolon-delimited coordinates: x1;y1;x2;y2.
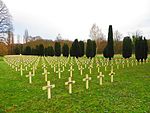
114;30;123;54
89;24;105;54
135;30;143;37
89;23;105;41
114;30;122;41
0;0;13;54
0;0;13;33
56;33;62;41
7;31;14;54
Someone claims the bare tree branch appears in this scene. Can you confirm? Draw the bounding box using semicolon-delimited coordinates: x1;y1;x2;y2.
0;0;13;33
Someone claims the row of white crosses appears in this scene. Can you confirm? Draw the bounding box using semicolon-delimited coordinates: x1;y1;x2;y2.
5;56;40;85
25;57;40;84
5;55;39;75
5;56;142;85
4;55;148;100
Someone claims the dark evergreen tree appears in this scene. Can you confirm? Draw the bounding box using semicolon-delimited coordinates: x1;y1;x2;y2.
24;46;31;55
44;46;54;56
79;41;84;57
54;42;61;56
71;39;80;58
143;37;148;61
103;25;114;60
14;46;20;55
122;36;132;58
44;47;48;56
70;46;73;57
86;39;93;58
48;46;54;56
35;45;39;55
135;36;148;62
92;40;96;57
135;37;140;61
62;43;69;57
103;47;109;58
39;44;44;56
31;48;36;55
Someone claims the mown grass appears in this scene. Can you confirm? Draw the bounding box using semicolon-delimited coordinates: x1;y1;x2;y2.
0;56;150;113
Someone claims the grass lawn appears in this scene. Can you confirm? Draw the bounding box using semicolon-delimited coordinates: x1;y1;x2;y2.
0;56;150;113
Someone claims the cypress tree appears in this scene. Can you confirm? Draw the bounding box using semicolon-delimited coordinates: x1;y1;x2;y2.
103;25;114;60
14;46;20;55
44;47;48;56
35;45;39;56
31;48;36;55
86;39;93;58
71;39;80;58
103;47;109;58
47;46;54;56
44;47;52;56
135;38;140;61
39;44;44;56
54;42;61;56
92;40;96;57
79;41;84;57
70;46;73;57
143;37;148;61
62;43;69;57
135;36;146;62
122;36;132;58
24;46;31;55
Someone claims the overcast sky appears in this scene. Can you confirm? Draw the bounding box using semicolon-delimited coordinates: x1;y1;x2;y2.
3;0;150;41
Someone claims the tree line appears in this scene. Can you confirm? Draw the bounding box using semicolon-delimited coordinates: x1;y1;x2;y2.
103;25;148;61
13;25;148;61
14;39;97;58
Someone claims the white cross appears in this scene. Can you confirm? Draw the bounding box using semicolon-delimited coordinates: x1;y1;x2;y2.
127;59;129;67
97;72;104;85
15;66;18;71
25;66;28;71
83;74;91;89
96;64;101;73
42;81;55;99
19;65;24;76
42;64;47;73
31;65;36;76
56;68;63;79
109;69;115;83
42;69;50;81
68;66;74;77
131;60;134;67
26;71;34;84
79;66;84;75
65;77;75;94
53;64;56;72
88;65;93;74
116;63;119;69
